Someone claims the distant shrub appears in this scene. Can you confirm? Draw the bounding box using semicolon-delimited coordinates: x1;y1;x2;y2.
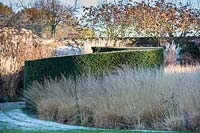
180;41;200;64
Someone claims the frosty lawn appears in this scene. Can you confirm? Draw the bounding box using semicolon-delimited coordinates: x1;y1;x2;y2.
0;109;190;133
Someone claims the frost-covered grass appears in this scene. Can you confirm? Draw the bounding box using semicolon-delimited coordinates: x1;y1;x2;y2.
0;108;174;132
23;65;200;131
0;129;189;133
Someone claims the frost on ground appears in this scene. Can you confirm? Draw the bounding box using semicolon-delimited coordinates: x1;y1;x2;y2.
0;109;89;131
54;43;93;56
54;44;83;56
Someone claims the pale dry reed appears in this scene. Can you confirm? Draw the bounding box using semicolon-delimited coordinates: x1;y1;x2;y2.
23;65;200;131
0;27;57;99
0;56;18;74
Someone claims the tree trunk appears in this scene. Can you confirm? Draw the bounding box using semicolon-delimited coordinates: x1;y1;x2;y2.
51;25;56;38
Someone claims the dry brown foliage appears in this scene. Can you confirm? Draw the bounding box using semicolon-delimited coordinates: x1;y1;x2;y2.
0;27;57;100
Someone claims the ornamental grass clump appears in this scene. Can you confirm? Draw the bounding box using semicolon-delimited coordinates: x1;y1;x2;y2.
23;65;200;131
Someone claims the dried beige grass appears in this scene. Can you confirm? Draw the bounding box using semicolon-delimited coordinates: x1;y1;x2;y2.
23;65;200;130
0;27;57;99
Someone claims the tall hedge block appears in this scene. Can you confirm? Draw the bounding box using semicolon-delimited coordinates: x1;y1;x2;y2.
24;47;164;89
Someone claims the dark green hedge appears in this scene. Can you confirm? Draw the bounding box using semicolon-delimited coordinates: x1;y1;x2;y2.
180;42;200;63
24;47;164;89
92;46;158;53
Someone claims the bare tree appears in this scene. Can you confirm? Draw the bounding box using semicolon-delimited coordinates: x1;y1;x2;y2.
82;1;136;40
6;7;47;36
83;0;200;40
0;2;13;28
33;0;78;38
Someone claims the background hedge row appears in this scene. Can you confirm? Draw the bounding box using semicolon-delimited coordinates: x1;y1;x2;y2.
92;47;158;53
24;47;164;89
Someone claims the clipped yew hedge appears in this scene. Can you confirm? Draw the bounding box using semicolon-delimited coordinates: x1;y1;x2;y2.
92;46;157;53
24;47;164;89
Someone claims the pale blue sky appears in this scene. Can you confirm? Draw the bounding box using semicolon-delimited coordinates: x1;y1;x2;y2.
0;0;98;8
0;0;199;11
